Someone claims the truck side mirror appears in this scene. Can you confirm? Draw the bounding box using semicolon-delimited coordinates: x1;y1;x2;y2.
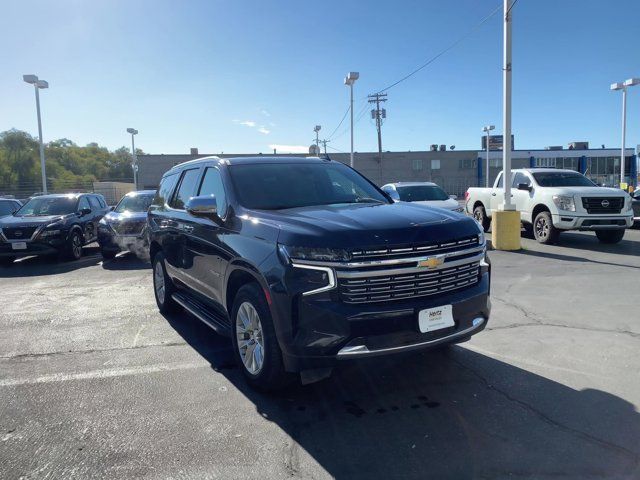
186;195;221;223
517;183;532;192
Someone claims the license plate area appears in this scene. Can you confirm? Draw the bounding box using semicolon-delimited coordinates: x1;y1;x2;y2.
418;305;454;333
11;242;27;250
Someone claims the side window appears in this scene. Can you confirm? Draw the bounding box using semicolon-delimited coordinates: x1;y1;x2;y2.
78;197;91;211
169;169;200;210
153;173;179;208
198;167;228;217
512;172;531;187
97;196;107;208
88;196;102;209
496;173;504;188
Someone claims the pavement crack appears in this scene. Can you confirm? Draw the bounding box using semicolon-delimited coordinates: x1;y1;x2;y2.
448;354;640;465
0;341;188;361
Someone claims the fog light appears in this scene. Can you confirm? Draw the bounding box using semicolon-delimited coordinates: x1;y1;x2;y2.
472;317;484;327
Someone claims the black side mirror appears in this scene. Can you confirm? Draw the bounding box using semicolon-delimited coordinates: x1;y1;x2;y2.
79;207;92;216
517;183;532;192
186;195;221;223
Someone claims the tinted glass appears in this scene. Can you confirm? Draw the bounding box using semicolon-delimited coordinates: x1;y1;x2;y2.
153;173;179;208
114;194;155;213
229;162;388;210
88;196;102;209
79;197;91;211
396;185;449;202
496;173;504;188
16;197;78;216
198;167;227;216
533;172;595;187
170;169;200;210
0;201;17;216
512;172;531;187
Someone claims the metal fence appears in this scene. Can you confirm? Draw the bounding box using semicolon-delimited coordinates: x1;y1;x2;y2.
0;179;135;205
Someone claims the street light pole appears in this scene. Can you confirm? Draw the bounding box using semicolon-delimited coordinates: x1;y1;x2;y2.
314;125;321;152
23;74;49;194
611;78;640;188
502;0;514;211
127;128;139;190
344;72;359;168
482;125;495;187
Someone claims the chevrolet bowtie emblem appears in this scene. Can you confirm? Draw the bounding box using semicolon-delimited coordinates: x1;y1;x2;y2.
418;256;445;269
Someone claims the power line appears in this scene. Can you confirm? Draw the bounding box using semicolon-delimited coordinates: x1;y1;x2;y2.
373;2;502;94
327;105;350;140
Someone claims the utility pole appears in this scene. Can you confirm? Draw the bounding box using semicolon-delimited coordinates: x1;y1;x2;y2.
319;139;330;155
368;92;387;184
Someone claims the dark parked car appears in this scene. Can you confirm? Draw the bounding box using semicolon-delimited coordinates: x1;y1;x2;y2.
97;190;155;260
148;156;490;390
0;193;108;266
0;199;22;218
632;189;640;227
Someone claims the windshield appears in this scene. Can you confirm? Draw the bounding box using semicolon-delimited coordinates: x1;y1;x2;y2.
114;194;154;213
229;162;389;210
532;172;596;187
396;185;449;202
15;196;77;216
0;201;17;216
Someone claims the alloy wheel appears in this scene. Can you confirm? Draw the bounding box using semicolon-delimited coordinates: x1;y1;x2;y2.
236;301;264;375
72;234;82;258
535;217;549;239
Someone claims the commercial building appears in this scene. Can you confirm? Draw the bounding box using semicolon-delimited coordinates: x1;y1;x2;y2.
137;145;637;197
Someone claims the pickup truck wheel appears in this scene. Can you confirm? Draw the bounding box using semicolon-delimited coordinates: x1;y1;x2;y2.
231;283;293;391
152;252;180;313
63;230;84;260
473;205;491;232
595;229;625;244
533;211;559;244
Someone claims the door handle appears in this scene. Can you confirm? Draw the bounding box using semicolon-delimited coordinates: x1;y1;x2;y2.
491;193;497;196
183;225;194;234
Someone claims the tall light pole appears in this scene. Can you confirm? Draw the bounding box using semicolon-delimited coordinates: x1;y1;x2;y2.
611;78;640;188
314;125;321;151
482;125;495;187
23;74;49;194
344;72;359;168
127;128;139;189
502;0;514;211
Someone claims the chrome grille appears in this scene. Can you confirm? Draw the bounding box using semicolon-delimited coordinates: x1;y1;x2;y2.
351;235;480;262
581;197;624;214
112;221;146;235
338;260;481;304
3;226;38;240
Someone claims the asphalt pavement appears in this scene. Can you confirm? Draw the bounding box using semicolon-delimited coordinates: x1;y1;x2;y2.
1;230;639;479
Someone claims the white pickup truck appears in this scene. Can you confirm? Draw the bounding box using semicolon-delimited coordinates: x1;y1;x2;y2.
465;168;634;244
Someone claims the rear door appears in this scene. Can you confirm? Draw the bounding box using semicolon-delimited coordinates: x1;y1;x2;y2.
77;196;97;242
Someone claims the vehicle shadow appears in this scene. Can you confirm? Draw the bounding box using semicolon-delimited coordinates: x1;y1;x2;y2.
101;252;151;271
0;245;102;278
551;231;640;256
513;248;640;271
163;310;640;479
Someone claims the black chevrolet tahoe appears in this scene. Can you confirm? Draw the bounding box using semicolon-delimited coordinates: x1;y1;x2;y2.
0;193;108;265
148;156;491;390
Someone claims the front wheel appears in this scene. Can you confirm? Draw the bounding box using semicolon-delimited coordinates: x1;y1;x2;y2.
533;211;560;244
64;230;84;260
595;229;625;244
231;283;293;391
473;205;491;232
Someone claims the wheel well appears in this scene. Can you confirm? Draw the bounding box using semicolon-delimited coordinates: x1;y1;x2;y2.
473;201;485;211
226;269;260;314
531;204;550;221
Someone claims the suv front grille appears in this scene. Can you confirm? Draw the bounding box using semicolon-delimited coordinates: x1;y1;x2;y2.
339;261;481;304
112;221;146;235
351;235;480;262
3;226;38;240
581;197;624;214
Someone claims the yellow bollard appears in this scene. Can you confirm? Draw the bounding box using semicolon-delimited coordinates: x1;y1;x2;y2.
492;210;521;251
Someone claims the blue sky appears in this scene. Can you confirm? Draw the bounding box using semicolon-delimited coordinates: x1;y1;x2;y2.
2;0;639;154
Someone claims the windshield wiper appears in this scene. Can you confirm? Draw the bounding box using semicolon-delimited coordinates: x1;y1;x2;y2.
352;197;386;204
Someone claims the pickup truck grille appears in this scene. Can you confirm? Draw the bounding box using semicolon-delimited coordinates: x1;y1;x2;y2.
351;235;480;262
112;221;146;235
338;261;480;304
581;197;624;214
2;226;38;240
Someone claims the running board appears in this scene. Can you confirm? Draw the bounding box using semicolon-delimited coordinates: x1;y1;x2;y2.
171;292;231;337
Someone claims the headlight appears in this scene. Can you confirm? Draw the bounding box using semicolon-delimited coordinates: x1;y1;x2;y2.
625;195;633;211
478;231;485;247
40;229;61;238
280;245;350;262
552;195;576;212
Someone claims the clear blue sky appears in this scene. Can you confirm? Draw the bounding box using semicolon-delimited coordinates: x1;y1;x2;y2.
2;0;639;154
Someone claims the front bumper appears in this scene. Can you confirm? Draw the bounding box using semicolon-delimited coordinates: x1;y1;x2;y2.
274;273;491;372
98;227;147;255
552;213;633;230
0;238;65;258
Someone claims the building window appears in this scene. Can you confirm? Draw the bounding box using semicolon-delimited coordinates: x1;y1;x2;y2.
431;159;441;170
458;159;476;169
489;158;501;168
412;159;423;171
535;158;557;168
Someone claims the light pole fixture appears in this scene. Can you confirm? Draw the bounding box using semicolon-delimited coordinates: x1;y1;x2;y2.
344;72;359;168
611;78;640;188
482;125;495;187
23;74;49;194
314;125;321;151
127;128;139;190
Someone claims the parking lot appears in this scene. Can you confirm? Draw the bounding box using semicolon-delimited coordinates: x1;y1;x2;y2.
1;230;639;479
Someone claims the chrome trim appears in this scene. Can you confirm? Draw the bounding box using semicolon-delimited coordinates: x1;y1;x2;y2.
336;317;485;358
0;224;46;243
291;263;336;296
294;244;485;269
335;251;485;279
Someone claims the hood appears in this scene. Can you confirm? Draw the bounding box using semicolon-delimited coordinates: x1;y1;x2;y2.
252;202;480;249
411;198;460;210
103;211;147;223
0;214;67;227
542;186;627;197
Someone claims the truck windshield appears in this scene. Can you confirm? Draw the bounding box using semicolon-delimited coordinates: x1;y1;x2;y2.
229;162;389;210
114;194;154;213
15;196;77;216
532;172;596;187
396;185;449;202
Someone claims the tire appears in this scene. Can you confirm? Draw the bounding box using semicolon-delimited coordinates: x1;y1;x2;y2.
100;247;117;260
0;256;15;267
152;252;180;314
533;211;559;244
64;230;84;260
231;283;293;391
595;229;625;244
472;205;491;233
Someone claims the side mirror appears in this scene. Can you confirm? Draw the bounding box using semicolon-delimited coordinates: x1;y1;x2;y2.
186;195;221;222
449;194;458;200
517;183;532;192
79;207;92;216
109;206;115;211
385;190;400;202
